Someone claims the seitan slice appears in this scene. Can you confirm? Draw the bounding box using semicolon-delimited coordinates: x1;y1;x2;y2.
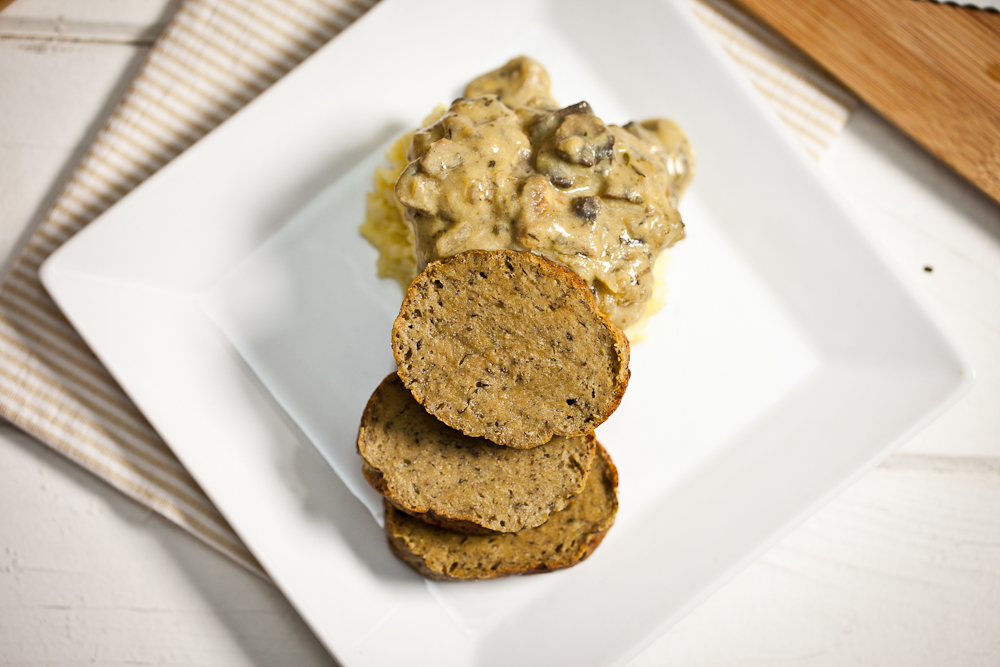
392;249;630;449
385;442;618;580
358;373;596;533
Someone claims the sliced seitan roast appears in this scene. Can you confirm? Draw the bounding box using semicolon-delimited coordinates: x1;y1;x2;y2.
385;442;618;580
392;249;630;449
358;373;596;533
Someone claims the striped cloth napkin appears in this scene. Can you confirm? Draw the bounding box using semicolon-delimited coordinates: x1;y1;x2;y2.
0;0;855;577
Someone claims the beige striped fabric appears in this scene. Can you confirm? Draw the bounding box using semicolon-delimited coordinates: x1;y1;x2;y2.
0;0;855;575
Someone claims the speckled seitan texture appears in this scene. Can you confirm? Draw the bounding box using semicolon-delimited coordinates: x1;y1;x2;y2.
392;249;630;449
385;442;618;580
358;373;596;533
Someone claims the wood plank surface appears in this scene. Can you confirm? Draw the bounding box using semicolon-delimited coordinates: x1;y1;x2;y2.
735;0;1000;205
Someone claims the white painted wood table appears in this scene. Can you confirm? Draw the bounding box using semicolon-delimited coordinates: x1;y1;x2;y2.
1;1;998;665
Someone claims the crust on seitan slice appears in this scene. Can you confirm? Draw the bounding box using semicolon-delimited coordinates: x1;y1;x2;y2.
358;373;596;533
385;442;618;580
392;249;630;449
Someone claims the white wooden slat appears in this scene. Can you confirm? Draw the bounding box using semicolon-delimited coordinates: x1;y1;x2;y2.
0;0;182;43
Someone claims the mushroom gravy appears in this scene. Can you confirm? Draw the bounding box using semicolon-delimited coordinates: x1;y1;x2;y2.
366;56;693;332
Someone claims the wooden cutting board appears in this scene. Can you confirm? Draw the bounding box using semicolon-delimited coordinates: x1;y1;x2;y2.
735;0;1000;206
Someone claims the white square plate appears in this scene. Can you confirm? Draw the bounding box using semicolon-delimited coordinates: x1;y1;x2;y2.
40;0;972;665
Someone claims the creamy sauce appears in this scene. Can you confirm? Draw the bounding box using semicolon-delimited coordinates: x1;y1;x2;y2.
393;57;693;331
